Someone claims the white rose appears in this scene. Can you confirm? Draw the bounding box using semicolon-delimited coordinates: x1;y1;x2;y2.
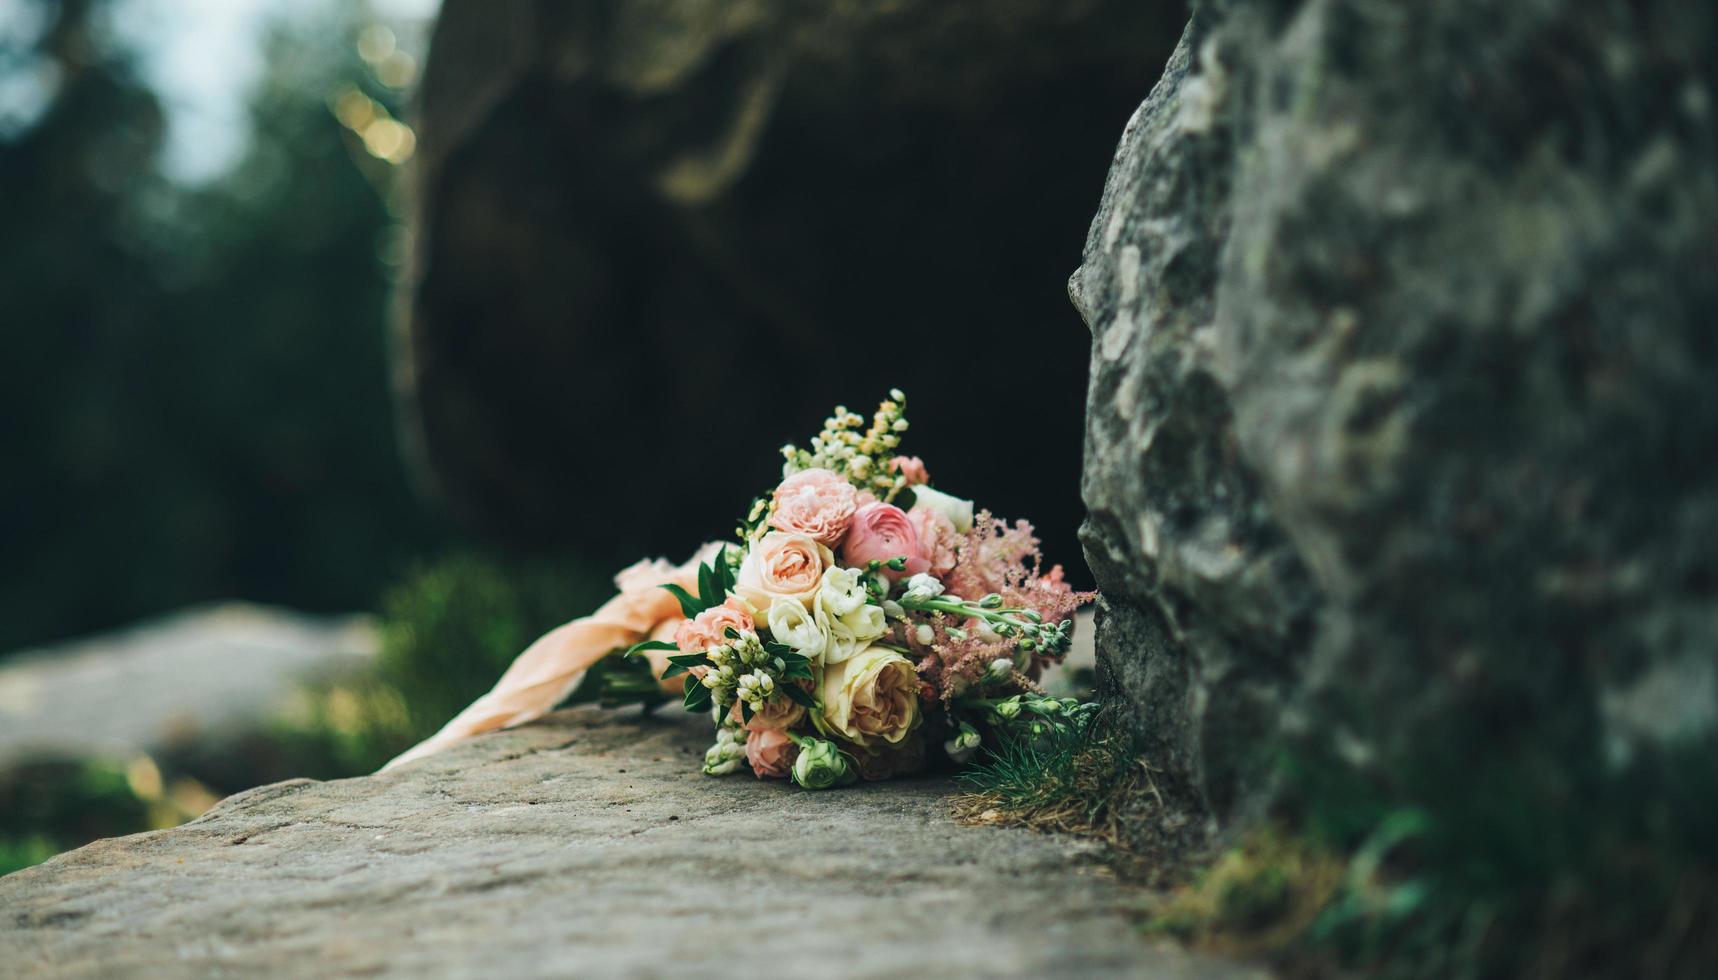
767;597;828;662
908;485;974;533
817;566;867;617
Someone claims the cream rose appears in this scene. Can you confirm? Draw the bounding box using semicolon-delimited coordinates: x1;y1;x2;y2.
735;532;832;614
819;645;921;746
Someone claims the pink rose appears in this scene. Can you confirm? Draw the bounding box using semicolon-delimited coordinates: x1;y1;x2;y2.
735;532;831;612
745;727;798;779
906;507;959;577
888;456;929;486
841;502;929;579
673;597;755;656
769;469;857;545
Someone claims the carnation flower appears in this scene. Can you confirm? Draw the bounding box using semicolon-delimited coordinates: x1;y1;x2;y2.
673;599;755;656
769;468;858;545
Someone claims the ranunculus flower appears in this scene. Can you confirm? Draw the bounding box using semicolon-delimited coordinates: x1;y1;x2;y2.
769;469;858;545
820;645;921;746
673;598;754;656
735;532;832;614
841;503;929;580
766;597;827;662
906;506;959;577
744;727;798;779
907;485;974;534
887;456;929;486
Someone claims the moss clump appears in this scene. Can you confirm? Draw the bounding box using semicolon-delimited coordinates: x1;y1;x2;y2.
949;711;1193;875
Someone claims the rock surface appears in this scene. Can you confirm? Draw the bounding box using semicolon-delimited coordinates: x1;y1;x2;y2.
396;0;1186;567
1075;0;1718;833
0;604;376;770
0;708;1260;979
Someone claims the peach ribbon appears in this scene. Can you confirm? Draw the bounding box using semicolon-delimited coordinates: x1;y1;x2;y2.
381;543;721;771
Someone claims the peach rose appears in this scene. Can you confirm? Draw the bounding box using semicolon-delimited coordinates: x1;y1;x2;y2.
735;532;831;613
841;502;929;580
820;644;921;747
906;506;959;578
745;728;798;779
888;456;929;486
673;597;755;655
769;469;858;545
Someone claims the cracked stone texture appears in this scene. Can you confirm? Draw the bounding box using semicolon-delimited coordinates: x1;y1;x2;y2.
397;0;1185;567
1074;1;1718;831
0;707;1263;979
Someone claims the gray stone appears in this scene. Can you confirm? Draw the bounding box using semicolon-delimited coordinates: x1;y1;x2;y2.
0;604;376;770
0;708;1262;979
1074;0;1718;833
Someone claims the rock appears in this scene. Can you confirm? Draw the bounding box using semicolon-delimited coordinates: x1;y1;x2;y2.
396;0;1186;566
0;708;1261;979
0;604;376;771
1075;0;1718;837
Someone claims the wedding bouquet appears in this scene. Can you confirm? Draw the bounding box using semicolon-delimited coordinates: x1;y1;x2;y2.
386;391;1094;789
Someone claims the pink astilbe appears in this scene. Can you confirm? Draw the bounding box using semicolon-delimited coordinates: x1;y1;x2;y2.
943;511;1043;600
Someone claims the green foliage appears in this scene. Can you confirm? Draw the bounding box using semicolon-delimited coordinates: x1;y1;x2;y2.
373;551;613;738
0;0;444;654
952;709;1146;843
1154;732;1718;979
0;758;172;876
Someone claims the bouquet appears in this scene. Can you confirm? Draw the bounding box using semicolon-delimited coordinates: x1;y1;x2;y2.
385;391;1095;789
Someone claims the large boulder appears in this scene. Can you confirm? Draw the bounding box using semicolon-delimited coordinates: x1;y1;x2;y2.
0;708;1259;979
1075;0;1718;841
397;0;1184;565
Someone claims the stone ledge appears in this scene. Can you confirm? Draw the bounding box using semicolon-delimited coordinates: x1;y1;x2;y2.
0;708;1261;979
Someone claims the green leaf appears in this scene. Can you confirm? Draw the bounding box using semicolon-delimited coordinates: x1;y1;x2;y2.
682;675;712;713
780;684;817;709
698;561;718;609
623;639;679;659
667;652;710;667
740;702;755;724
763;641;797;658
663;583;705;618
782;662;814;682
662;664;689;679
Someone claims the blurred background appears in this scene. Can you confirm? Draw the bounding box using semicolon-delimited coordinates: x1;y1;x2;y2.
1;0;1173;873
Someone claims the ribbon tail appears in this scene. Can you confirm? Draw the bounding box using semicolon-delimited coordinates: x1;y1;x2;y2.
380;543;723;771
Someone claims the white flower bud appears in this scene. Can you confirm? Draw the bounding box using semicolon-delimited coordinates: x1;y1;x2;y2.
902;573;945;602
915;623;936;645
